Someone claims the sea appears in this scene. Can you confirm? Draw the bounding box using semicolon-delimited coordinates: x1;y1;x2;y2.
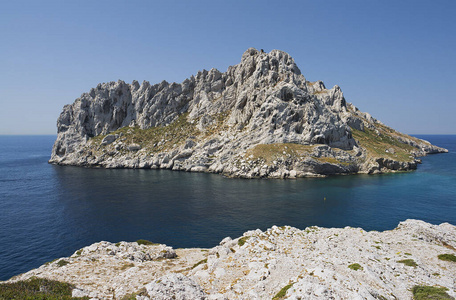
0;135;455;281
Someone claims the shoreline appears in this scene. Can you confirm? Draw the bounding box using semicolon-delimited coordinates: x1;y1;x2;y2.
4;219;456;299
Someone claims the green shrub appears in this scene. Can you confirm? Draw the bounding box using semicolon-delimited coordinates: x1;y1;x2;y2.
0;277;88;299
412;285;452;299
438;254;456;262
348;263;363;271
136;239;158;246
191;259;207;269
398;259;417;267
56;260;69;267
272;283;294;300
238;236;250;246
121;293;138;300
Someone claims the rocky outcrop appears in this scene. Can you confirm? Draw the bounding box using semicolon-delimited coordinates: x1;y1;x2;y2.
49;48;447;178
6;220;456;299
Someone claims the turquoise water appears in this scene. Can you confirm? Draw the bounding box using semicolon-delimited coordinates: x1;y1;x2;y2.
0;135;455;280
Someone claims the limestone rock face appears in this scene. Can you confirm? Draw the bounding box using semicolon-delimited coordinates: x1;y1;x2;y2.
49;48;447;178
144;274;207;300
6;220;456;299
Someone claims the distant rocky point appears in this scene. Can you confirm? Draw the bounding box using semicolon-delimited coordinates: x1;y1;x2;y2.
49;48;447;178
6;220;456;299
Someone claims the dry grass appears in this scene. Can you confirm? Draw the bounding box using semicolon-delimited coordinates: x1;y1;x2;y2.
91;113;199;153
351;127;416;162
245;143;313;164
202;111;230;137
312;90;328;95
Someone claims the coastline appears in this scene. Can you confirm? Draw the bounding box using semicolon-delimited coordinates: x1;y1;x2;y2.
4;219;456;299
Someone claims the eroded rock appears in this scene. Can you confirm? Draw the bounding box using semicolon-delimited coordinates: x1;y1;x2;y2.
5;220;456;299
49;48;448;178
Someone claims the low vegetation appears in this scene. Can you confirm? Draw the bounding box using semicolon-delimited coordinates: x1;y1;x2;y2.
238;236;251;246
398;259;417;267
0;277;88;299
351;127;416;162
191;258;207;269
245;143;312;164
120;262;135;270
272;282;294;300
412;285;453;299
437;253;456;262
348;263;363;271
201;111;230;137
91;113;199;153
57;259;69;267
135;239;159;246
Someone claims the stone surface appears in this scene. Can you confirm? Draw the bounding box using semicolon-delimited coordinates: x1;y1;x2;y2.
49;48;448;178
144;273;207;300
5;220;456;299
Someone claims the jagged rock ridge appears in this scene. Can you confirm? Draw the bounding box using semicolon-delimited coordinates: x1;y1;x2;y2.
49;48;447;178
6;220;456;299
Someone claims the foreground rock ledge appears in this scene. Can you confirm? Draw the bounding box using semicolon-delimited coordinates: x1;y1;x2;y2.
5;220;456;299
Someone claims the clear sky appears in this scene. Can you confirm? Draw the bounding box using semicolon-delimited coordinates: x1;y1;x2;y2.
1;0;455;135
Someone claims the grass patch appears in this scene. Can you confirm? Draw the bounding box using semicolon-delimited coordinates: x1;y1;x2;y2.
56;259;69;267
0;277;88;299
245;143;313;164
202;111;230;137
136;239;159;246
398;259;417;267
75;250;82;256
348;263;363;271
121;294;137;300
120;262;135;271
438;254;456;262
120;288;147;300
238;236;251;246
351;127;416;162
312;90;327;95
314;156;349;165
191;259;207;269
272;282;294;300
441;241;456;251
412;285;453;299
91;113;199;153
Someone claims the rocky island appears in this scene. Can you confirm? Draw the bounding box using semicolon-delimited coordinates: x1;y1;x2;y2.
49;48;446;178
4;220;456;299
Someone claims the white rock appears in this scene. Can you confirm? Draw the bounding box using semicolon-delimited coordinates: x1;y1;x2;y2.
145;273;207;299
49;48;448;177
6;220;456;300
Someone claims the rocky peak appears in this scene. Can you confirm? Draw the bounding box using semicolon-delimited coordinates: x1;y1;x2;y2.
49;48;447;178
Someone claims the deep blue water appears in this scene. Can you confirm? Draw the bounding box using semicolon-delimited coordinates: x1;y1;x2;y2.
0;135;455;281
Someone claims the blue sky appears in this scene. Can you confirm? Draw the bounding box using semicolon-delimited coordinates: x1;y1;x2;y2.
1;0;455;134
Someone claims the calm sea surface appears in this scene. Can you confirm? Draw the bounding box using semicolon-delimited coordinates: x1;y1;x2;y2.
0;135;455;280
